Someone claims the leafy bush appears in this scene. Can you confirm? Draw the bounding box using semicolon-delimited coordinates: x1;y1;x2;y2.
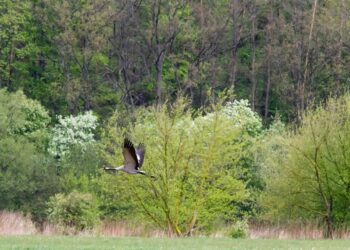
0;89;50;135
228;220;249;238
58;144;101;191
47;191;99;233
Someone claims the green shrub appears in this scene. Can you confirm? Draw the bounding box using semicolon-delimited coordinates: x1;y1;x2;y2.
228;220;249;238
47;191;99;233
0;89;50;136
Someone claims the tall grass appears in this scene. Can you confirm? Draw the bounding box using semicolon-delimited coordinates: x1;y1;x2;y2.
1;211;350;239
249;222;350;239
100;221;167;237
0;211;37;235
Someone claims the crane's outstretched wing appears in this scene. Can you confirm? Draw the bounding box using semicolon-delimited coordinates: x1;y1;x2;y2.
136;144;145;169
122;138;139;171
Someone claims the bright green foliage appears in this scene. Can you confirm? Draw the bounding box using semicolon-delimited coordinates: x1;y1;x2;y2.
163;56;190;94
58;145;101;194
100;98;251;235
0;136;57;220
0;0;32;88
90;173;137;221
222;99;264;217
261;95;350;237
91;84;121;119
47;191;99;233
0;89;50;135
43;0;115;115
48;111;98;158
0;0;57;103
0;89;57;221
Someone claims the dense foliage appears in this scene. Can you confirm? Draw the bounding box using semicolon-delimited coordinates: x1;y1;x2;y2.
0;0;349;122
0;90;57;221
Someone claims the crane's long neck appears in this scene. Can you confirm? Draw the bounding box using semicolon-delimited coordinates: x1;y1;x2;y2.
115;165;124;171
105;165;124;171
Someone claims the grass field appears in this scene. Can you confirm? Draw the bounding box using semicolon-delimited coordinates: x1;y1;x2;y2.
1;236;350;250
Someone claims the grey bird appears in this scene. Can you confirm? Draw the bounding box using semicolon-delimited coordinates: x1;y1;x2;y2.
104;138;154;178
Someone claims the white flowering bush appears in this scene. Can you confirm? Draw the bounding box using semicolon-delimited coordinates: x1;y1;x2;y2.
193;99;262;137
223;99;262;136
48;111;98;158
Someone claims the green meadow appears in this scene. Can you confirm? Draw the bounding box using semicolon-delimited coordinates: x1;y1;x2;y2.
1;236;350;250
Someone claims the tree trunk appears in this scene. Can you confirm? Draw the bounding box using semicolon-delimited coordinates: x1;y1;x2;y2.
335;0;345;97
81;39;92;110
250;7;257;111
264;2;273;120
265;47;271;120
185;210;197;236
151;0;177;106
156;48;165;105
301;0;318;113
324;197;334;239
8;43;14;90
122;66;135;108
230;50;238;89
229;0;243;89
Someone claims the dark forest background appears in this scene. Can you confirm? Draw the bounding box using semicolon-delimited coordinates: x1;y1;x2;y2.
2;0;349;121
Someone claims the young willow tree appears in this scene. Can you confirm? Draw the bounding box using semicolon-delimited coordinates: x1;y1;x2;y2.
261;95;350;238
100;98;256;235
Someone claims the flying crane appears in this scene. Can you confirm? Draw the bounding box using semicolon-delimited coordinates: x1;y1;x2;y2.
104;138;154;178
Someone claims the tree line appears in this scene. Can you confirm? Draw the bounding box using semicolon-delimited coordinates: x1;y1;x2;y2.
1;0;349;121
